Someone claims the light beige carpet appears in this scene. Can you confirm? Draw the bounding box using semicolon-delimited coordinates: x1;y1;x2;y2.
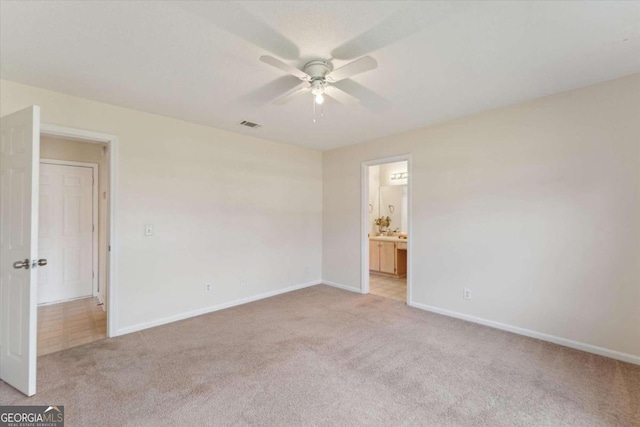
1;285;639;426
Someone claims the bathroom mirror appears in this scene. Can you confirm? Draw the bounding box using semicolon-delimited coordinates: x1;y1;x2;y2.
368;161;408;236
378;185;407;233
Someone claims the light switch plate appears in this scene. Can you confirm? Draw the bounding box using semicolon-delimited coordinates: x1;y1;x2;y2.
145;224;153;236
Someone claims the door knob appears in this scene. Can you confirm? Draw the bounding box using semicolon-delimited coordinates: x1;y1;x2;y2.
13;259;30;269
30;259;48;269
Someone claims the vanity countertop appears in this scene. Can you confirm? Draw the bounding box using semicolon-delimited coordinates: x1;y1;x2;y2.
369;236;407;242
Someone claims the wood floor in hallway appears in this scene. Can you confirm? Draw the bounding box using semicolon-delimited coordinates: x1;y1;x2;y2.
37;296;106;356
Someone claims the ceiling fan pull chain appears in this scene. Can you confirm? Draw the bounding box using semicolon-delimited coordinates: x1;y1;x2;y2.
313;96;317;123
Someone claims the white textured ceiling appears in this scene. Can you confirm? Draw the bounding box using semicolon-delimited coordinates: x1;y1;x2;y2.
1;1;639;150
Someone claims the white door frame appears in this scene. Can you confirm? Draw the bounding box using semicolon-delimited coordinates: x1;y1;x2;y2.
40;159;99;301
361;154;412;304
40;123;118;338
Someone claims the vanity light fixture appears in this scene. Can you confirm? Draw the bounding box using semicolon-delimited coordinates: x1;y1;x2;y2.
390;172;408;180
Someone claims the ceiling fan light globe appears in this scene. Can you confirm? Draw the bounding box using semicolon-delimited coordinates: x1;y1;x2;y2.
315;94;324;105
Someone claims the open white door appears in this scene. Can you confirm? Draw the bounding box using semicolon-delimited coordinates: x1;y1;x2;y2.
0;106;41;396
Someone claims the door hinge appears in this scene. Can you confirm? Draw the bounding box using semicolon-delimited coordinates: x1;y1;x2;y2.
92;271;95;278
92;224;95;232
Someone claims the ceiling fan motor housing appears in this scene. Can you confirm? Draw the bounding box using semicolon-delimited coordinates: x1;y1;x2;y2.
303;60;333;80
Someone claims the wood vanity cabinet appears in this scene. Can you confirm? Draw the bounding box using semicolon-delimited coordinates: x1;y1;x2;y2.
369;240;381;271
369;239;407;278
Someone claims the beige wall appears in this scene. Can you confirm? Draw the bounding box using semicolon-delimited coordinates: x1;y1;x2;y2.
1;79;323;334
2;74;638;362
40;137;109;305
323;73;640;360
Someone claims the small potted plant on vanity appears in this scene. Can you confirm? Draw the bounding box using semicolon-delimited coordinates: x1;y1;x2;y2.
374;216;391;235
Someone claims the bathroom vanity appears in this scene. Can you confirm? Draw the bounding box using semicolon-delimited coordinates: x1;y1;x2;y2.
369;236;407;278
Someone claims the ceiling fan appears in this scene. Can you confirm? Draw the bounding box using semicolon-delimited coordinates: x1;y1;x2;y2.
259;55;378;111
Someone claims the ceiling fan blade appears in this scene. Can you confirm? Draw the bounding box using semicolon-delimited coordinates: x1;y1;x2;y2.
326;56;377;82
260;55;309;80
273;85;311;105
175;2;299;60
330;2;466;60
324;85;360;105
229;76;303;108
333;80;391;113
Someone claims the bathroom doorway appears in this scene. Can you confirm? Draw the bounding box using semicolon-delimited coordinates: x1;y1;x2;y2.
361;156;411;303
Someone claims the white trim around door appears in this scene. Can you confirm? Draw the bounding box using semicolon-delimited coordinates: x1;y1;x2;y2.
40;159;99;302
361;154;413;304
40;123;119;338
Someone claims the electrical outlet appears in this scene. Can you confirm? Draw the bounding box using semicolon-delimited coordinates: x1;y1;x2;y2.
305;266;311;274
205;283;211;292
463;288;472;300
240;278;246;286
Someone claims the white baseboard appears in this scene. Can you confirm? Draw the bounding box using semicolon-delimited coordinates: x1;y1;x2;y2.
37;294;94;307
116;279;322;336
114;277;639;366
323;281;362;294
408;300;640;366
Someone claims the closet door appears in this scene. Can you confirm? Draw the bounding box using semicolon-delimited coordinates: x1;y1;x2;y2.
38;163;94;304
